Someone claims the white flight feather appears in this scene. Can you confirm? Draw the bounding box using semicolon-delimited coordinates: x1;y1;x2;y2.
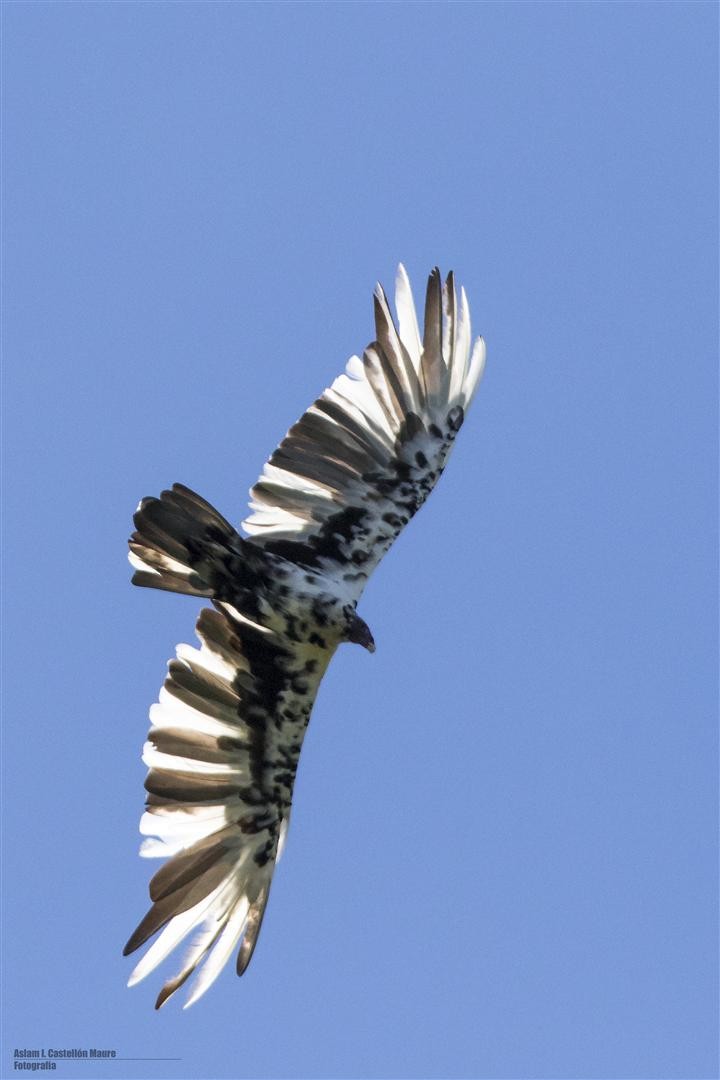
218;604;275;636
175;643;238;681
321;384;394;455
151;693;242;740
141;742;246;777
395;263;423;370
127;877;233;987
441;277;456;371
464;336;487;408
261;461;337;498
128;551;160;576
140;805;228;836
182;894;251;1008
330;372;397;445
449;286;471;405
139;806;231;856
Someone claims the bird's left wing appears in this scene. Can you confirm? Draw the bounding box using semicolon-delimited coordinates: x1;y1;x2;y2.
124;497;335;1008
242;266;485;596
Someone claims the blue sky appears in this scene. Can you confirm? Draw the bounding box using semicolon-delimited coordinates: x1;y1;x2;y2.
2;2;717;1078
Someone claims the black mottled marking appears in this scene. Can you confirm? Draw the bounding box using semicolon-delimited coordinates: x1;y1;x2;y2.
311;597;334;626
237;633;289;711
382;511;402;527
218;615;295;794
217;735;247;754
415;451;428;468
275;745;296;767
401;412;426;441
429;423;443;439
235;790;262;812
374;476;401;497
342;570;367;583
447;406;464;432
262;505;368;569
309;632;327;648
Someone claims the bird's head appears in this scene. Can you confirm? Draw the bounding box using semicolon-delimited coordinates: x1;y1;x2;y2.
345;611;376;653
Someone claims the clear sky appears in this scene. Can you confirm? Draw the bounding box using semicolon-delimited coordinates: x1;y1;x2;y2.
2;3;717;1079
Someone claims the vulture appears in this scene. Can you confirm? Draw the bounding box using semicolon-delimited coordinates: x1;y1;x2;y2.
125;265;486;1008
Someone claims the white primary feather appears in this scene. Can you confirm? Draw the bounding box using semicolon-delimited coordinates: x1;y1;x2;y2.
394;263;423;369
141;742;245;777
465;335;487;406
127;877;233;987
182;894;251;1009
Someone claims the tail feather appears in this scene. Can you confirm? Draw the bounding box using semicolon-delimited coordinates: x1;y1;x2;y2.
129;484;239;597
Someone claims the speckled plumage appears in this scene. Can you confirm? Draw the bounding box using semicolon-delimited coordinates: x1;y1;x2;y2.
126;266;486;1008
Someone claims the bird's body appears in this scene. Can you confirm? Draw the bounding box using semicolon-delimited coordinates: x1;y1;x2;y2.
125;266;485;1008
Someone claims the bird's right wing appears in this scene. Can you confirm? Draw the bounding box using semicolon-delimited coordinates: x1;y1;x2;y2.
242;265;485;595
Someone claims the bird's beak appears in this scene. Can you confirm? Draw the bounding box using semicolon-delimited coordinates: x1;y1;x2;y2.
347;613;375;653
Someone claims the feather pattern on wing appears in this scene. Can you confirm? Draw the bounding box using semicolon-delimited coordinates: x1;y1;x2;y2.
242;266;485;594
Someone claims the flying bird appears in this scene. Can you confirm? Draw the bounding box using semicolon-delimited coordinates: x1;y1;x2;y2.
125;265;486;1008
